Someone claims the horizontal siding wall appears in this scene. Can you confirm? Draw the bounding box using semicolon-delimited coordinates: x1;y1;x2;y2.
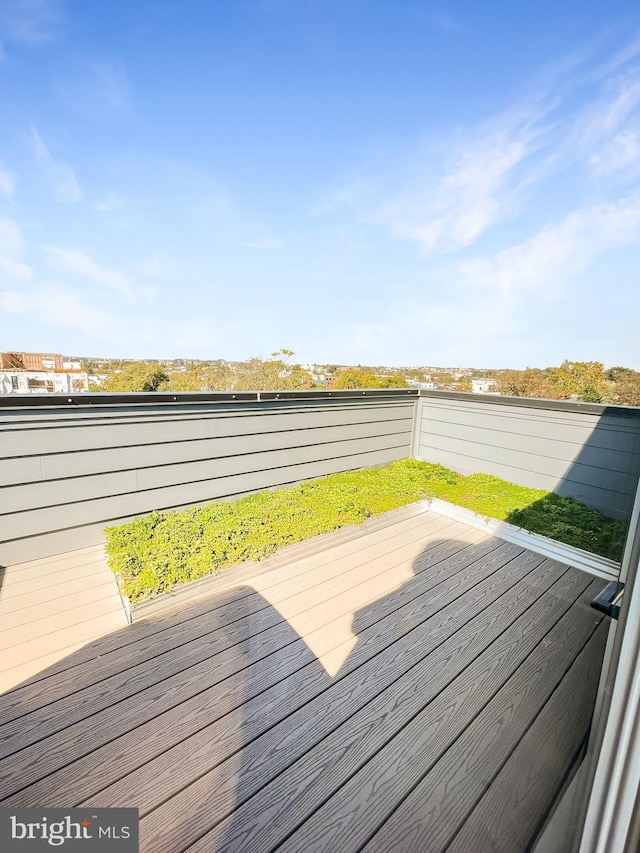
0;396;415;565
416;394;640;520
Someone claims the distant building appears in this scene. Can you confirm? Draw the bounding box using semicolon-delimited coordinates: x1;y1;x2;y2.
0;351;89;395
0;352;65;371
471;379;498;394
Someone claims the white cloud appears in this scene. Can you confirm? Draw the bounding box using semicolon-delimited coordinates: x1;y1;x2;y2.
316;35;640;258
0;217;32;279
0;162;14;200
589;131;640;175
458;190;640;299
374;123;537;255
241;239;284;249
0;0;66;45
29;126;82;203
0;286;115;341
42;244;133;296
403;191;640;355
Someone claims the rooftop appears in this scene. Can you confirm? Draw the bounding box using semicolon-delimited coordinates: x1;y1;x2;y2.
0;504;606;853
0;388;637;852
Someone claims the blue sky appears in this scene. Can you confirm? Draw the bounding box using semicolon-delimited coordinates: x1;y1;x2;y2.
1;0;640;368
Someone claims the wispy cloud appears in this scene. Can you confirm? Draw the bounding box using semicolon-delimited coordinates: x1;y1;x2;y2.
0;217;32;279
0;0;66;46
42;244;133;296
57;60;132;117
405;190;640;353
459;190;640;297
0;162;15;200
589;131;640;175
0;286;115;341
321;34;640;257
375;116;541;254
29;127;82;203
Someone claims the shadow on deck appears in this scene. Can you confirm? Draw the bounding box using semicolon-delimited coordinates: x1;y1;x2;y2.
0;512;608;852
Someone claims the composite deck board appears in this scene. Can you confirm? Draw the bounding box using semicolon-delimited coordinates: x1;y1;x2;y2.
446;621;608;853
0;535;519;795
78;548;548;822
363;585;606;852
0;512;608;853
197;573;598;853
0;516;483;742
0;524;493;750
0;507;450;717
9;547;551;812
0;545;128;694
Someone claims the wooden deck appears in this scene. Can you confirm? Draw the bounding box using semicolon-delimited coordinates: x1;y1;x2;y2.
0;506;608;852
0;544;129;692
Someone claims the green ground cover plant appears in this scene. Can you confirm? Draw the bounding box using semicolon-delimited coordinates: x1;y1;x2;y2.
105;458;626;603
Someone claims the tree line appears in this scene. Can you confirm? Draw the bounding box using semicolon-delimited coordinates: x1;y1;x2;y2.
89;355;640;406
495;362;640;406
91;352;410;393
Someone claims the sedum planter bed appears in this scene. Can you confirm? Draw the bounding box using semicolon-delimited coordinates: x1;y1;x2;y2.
105;458;626;603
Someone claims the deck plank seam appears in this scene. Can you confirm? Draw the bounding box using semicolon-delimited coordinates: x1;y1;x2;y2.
0;546;542;803
440;618;606;853
0;536;513;733
134;561;570;850
76;555;550;818
0;513;458;701
247;571;594;853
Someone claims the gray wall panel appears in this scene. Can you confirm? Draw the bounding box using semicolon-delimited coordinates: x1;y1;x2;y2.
0;402;412;457
417;397;640;519
3;391;640;565
0;398;413;564
419;432;638;496
30;416;413;482
423;416;639;472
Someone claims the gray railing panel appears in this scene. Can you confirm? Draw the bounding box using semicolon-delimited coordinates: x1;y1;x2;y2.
0;397;414;564
417;396;640;519
0;401;412;457
3;390;640;564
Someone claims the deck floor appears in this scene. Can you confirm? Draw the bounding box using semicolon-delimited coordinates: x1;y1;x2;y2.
0;507;608;852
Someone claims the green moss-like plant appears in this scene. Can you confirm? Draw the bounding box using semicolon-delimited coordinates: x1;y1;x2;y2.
105;458;626;603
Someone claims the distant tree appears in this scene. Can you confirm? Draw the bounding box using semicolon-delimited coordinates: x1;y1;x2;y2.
453;377;472;392
379;374;409;388
607;366;633;383
270;348;295;362
495;368;561;400
101;362;169;392
331;369;407;389
201;361;235;391
230;350;313;391
405;368;429;383
165;367;206;392
434;371;455;389
547;361;609;402
608;367;640;406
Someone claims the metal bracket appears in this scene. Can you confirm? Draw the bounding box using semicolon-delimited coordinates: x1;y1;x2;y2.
591;581;625;620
